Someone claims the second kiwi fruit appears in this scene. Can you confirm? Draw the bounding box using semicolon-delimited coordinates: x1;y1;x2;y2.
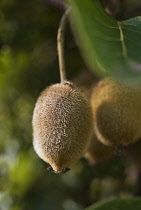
91;78;141;147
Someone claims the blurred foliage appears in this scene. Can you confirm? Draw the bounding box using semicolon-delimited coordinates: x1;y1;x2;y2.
0;0;141;210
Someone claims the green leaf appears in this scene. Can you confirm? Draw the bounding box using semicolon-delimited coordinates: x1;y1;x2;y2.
68;0;141;85
85;198;141;210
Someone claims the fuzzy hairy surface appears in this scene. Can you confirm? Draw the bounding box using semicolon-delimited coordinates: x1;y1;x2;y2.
91;78;141;146
32;82;93;172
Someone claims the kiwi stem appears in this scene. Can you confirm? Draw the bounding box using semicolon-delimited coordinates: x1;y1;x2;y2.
57;8;70;83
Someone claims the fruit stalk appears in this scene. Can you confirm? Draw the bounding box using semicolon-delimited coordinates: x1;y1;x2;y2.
57;8;70;83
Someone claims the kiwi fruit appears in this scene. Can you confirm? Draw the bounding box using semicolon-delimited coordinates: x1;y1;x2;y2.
90;78;141;147
32;81;93;173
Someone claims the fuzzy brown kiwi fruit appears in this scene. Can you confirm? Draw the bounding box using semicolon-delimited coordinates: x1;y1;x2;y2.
32;81;93;173
91;78;141;147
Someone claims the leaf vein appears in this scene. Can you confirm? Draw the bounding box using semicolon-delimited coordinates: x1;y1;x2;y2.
117;22;128;58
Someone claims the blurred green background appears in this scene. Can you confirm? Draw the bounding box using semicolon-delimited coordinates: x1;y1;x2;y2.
0;0;140;210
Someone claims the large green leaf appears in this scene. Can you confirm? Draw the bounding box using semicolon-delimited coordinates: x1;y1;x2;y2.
85;198;141;210
68;0;141;85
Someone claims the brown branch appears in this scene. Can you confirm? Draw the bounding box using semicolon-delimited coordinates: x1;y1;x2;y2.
57;8;70;83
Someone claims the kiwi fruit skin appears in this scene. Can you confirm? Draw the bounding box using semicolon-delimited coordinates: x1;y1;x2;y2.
32;81;93;173
91;78;141;147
